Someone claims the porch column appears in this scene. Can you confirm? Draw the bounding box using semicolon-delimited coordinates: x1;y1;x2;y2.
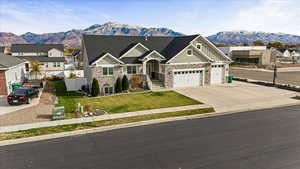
142;60;147;74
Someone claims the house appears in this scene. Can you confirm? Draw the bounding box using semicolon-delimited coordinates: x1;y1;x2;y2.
0;54;27;95
82;35;231;95
11;44;65;78
220;46;276;66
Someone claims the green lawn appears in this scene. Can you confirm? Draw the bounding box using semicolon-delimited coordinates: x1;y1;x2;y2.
0;108;214;141
54;81;201;116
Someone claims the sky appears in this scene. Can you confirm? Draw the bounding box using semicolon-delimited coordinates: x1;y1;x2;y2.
0;0;300;36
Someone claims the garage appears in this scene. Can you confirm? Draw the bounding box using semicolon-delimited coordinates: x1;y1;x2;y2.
210;64;224;84
173;69;204;88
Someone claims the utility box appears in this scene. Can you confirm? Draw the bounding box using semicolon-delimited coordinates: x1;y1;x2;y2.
228;76;234;83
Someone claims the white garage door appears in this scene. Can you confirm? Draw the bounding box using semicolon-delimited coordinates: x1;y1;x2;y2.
173;69;203;88
210;64;224;84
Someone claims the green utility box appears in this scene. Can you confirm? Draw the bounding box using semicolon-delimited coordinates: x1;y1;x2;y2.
52;106;65;120
228;76;234;83
12;83;22;90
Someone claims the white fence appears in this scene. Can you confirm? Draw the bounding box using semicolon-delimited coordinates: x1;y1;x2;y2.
65;78;87;91
64;70;84;78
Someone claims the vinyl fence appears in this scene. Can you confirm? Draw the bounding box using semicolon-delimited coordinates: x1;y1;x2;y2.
64;78;87;91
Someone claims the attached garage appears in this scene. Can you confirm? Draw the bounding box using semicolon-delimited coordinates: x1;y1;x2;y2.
210;64;224;84
173;69;204;88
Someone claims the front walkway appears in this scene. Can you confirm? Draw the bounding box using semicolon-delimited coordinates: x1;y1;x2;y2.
0;104;211;133
175;81;300;113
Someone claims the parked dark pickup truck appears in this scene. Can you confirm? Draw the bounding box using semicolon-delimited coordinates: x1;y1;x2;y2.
7;87;39;105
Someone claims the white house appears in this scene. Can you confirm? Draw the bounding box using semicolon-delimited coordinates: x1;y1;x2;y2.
0;54;27;95
11;44;65;78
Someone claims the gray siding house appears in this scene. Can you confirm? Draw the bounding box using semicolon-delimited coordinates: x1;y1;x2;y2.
82;35;231;95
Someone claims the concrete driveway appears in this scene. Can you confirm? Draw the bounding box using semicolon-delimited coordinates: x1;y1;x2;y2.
0;94;40;116
175;81;300;112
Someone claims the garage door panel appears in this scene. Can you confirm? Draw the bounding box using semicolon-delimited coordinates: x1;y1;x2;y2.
210;65;224;84
173;69;203;88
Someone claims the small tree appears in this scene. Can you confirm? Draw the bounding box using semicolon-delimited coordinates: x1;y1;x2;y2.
91;78;100;96
30;60;41;79
115;77;122;93
122;75;129;91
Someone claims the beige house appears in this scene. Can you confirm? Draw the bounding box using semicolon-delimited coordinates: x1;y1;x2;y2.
231;49;273;66
11;44;65;78
82;35;231;95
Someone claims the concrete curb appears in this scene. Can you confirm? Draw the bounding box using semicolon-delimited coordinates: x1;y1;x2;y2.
1;102;299;147
0;104;211;133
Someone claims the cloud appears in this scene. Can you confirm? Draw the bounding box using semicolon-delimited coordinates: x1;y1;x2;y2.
228;0;300;35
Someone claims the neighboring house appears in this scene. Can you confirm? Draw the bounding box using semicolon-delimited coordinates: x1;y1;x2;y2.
11;44;65;78
82;35;231;95
0;54;27;95
218;46;267;59
0;47;5;54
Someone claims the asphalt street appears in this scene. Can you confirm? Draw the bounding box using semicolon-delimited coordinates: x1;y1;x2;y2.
2;105;300;169
230;68;300;86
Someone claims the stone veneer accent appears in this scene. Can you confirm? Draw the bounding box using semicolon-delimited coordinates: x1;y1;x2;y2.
162;63;211;88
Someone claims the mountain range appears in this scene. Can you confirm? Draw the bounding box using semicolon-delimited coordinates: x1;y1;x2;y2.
1;22;300;47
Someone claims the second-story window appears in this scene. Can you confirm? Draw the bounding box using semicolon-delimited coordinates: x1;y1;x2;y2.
103;67;113;76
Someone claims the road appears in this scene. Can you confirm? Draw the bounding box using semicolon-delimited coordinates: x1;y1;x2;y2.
230;68;300;86
2;105;300;169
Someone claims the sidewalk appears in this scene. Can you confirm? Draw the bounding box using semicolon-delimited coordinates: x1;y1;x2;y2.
0;104;211;133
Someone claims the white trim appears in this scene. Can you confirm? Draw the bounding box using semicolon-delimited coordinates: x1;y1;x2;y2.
91;53;124;65
97;64;115;67
119;43;150;59
141;50;166;62
196;43;202;50
187;49;193;56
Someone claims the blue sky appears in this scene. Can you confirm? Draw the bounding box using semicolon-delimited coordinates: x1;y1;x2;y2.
1;0;299;36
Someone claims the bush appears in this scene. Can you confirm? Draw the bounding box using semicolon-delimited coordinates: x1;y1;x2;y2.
131;76;144;88
91;78;100;97
115;77;122;93
122;75;129;91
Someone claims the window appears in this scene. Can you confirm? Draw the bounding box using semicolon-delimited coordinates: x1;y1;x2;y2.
127;66;137;74
57;62;60;67
104;87;114;95
187;49;193;56
196;43;202;50
103;67;114;76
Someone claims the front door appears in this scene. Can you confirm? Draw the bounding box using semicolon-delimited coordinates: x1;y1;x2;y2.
146;60;159;79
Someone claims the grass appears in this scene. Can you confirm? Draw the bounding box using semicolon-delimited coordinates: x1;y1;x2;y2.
0;108;214;141
54;81;201;117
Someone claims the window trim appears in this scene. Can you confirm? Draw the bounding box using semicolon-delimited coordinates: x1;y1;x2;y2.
196;43;202;50
127;66;137;74
187;49;193;56
103;67;114;76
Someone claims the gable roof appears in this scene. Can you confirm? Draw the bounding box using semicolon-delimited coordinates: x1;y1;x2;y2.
11;44;64;53
83;34;199;65
0;54;26;69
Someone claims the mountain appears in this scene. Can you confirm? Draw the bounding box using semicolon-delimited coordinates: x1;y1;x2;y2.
2;22;184;47
0;32;27;46
207;31;300;45
2;23;300;47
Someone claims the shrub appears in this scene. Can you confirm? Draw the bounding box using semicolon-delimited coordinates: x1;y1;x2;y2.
115;77;122;93
131;76;144;88
91;78;100;97
68;73;77;79
122;75;129;91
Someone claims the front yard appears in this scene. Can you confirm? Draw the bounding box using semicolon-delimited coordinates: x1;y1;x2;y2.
54;81;201;117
